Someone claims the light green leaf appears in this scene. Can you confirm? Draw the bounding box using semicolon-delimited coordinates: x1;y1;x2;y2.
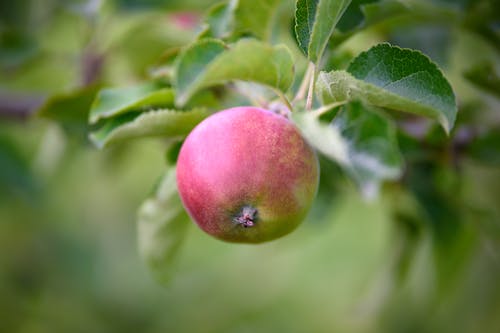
295;0;352;62
89;82;175;124
318;43;457;133
89;108;208;149
174;38;226;105
199;0;281;41
174;38;294;106
233;0;281;40
138;167;190;285
292;101;402;198
198;2;235;39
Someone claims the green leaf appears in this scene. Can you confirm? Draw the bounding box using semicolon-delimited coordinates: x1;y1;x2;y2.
292;101;402;197
294;0;352;62
174;38;294;106
89;108;208;149
138;167;190;285
0;135;38;200
403;160;475;292
318;43;457;133
233;0;281;40
336;0;379;33
174;38;226;105
330;0;460;45
37;85;99;125
464;62;500;99
37;85;99;142
391;203;424;284
199;0;281;41
468;129;500;166
89;82;175;124
198;2;235;39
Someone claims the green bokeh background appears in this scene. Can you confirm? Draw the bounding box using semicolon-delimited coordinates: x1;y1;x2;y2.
1;0;499;332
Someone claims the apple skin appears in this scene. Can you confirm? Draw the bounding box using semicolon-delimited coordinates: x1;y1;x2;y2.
176;106;319;243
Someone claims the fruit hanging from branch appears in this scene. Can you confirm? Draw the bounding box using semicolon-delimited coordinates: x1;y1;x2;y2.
176;106;320;243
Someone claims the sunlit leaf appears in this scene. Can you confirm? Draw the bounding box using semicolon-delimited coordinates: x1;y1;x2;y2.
198;2;234;39
174;38;294;106
174;38;226;105
89;108;208;149
292;101;402;197
294;0;352;62
89;82;175;124
318;43;457;133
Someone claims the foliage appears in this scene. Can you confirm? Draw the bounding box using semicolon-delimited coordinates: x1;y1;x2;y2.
1;0;499;332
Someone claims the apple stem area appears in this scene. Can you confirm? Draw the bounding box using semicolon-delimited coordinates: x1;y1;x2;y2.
233;205;258;228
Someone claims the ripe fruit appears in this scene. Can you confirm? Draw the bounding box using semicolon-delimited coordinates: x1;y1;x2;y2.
176;106;319;243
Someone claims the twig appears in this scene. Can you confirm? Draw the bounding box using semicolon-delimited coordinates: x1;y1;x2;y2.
0;92;45;120
81;50;104;86
293;62;314;102
305;63;316;111
312;101;347;116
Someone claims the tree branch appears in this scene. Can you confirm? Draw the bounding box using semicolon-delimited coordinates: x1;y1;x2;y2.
0;91;45;120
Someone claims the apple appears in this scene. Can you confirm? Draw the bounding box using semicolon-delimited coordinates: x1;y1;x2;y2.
176;106;319;243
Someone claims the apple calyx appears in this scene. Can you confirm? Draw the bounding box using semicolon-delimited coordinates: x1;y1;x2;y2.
233;205;258;228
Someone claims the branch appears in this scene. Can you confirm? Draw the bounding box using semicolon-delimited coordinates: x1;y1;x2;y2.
0;91;45;120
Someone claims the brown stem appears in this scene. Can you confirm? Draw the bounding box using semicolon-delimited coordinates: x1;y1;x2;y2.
81;51;104;86
0;91;45;120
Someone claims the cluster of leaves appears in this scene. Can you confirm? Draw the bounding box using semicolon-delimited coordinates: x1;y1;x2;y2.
31;0;500;287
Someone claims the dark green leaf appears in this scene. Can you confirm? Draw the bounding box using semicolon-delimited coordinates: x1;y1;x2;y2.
174;38;294;106
403;160;476;292
0;135;38;200
292;101;403;197
138;167;190;285
468;130;500;166
165;140;184;166
37;85;99;125
330;0;459;47
336;0;379;33
89;82;175;124
89;108;208;149
294;0;352;62
391;209;423;284
464;62;500;99
318;43;457;133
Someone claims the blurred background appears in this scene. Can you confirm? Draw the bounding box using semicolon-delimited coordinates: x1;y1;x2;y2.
1;0;499;332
